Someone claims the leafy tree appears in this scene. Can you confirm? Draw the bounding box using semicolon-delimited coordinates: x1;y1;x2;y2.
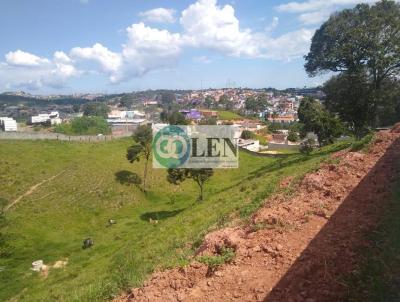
126;125;152;192
204;96;215;109
119;96;135;108
82;102;110;118
54;116;110;135
219;94;233;110
245;96;258;112
287;129;299;142
160;92;176;106
298;97;343;146
323;72;373;139
72;104;80;113
167;168;214;201
168;111;188;125
245;94;270;113
299;138;315;155
305;0;400;127
240;130;255;140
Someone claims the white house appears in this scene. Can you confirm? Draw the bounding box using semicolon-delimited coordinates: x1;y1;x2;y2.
30;111;61;125
0;117;17;132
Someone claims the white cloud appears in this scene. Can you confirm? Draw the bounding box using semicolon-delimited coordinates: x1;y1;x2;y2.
5;50;50;66
139;8;176;23
276;0;376;13
0;50;77;90
70;43;122;74
114;23;182;82
180;0;263;57
263;28;314;60
0;0;319;90
298;11;329;25
276;0;381;25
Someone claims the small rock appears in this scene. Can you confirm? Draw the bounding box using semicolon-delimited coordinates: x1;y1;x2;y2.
215;271;224;277
275;244;283;251
253;245;262;252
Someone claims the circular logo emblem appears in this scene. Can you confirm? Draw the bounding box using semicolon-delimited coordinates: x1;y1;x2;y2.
153;125;191;168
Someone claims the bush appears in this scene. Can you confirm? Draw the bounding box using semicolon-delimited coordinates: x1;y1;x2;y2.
288;130;299;142
241;130;255;139
300;138;315;155
350;133;374;152
197;247;235;271
54;116;111;135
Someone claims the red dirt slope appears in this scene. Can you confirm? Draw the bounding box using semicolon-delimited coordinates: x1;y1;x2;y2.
115;130;400;302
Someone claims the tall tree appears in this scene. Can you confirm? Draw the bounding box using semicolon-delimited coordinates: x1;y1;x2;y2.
82;102;110;118
167;168;214;201
298;97;343;146
126;125;152;192
305;0;400;127
323;72;373;139
204;96;215;109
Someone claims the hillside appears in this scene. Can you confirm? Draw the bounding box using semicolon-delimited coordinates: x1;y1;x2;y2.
0;138;350;301
115;128;400;301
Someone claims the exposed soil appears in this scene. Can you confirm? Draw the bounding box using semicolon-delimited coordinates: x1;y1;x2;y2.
115;130;400;302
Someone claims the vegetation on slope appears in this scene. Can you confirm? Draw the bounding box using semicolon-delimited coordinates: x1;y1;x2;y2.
0;139;351;301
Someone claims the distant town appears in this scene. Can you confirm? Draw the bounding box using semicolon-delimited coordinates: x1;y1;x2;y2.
0;87;324;152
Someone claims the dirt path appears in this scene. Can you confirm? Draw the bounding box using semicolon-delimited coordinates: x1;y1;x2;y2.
5;170;66;211
115;129;400;302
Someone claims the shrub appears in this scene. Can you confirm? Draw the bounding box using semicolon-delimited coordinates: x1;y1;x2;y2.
241;130;255;139
299;138;315;155
197;247;235;271
55;116;111;135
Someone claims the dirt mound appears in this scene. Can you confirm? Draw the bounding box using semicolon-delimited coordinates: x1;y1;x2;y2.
196;227;245;256
391;122;400;133
114;131;400;302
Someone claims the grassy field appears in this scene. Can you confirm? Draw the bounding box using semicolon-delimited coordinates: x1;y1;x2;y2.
217;110;243;120
0;138;351;302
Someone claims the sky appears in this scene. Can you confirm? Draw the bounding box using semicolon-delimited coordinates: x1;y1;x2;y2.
0;0;380;94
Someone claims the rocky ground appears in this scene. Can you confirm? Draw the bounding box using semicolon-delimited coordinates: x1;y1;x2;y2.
115;126;400;302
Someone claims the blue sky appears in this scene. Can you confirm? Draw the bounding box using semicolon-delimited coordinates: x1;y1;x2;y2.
0;0;378;94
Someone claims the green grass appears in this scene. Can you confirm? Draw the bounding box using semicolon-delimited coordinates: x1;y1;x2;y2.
217;110;243;120
0;138;350;302
197;247;235;271
350;133;374;152
345;158;400;301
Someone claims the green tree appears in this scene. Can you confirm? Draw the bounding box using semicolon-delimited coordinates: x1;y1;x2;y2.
160;92;176;106
54;116;110;135
240;130;254;140
323;72;373;139
168;111;188;125
245;96;257;112
204;96;215;108
126;125;152;192
167;168;214;201
82;102;110;118
298;97;343;146
219;94;233;110
305;0;400;127
287;129;299;142
72;104;80;113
